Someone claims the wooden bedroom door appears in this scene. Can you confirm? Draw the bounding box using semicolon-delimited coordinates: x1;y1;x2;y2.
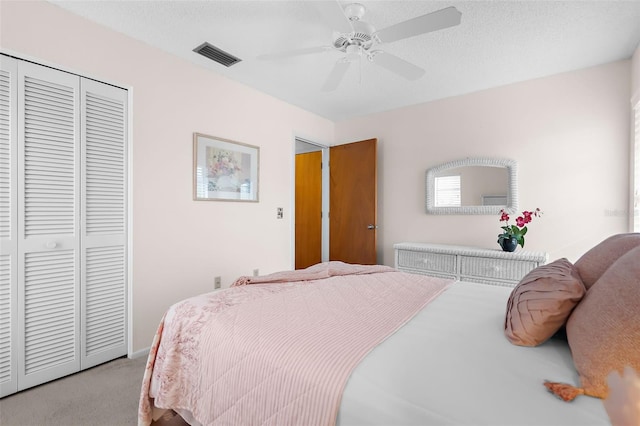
329;138;377;264
295;151;322;269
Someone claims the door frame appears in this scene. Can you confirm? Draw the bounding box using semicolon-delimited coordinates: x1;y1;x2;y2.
292;137;329;268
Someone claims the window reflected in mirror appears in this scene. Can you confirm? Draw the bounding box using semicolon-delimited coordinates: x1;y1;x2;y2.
434;175;461;207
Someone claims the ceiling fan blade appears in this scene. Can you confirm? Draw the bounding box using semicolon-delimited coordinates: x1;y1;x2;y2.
373;6;461;44
371;51;425;80
257;46;330;60
310;0;353;34
321;60;351;92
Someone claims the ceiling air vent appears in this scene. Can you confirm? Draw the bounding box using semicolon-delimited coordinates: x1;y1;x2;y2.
193;42;241;67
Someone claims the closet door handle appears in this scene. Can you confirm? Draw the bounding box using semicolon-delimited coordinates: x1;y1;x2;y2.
45;241;57;249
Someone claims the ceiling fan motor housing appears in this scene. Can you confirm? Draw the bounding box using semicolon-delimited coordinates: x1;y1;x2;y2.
344;3;366;21
333;20;375;52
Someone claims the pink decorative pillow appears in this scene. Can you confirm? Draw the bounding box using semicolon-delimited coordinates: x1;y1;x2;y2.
574;233;640;289
504;258;585;347
565;245;640;399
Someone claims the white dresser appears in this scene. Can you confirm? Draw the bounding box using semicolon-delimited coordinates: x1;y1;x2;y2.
394;243;548;287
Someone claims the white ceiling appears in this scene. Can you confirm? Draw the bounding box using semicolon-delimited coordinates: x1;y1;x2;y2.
50;0;640;122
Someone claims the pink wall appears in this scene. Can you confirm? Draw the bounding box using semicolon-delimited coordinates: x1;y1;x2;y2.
336;61;632;265
0;0;334;352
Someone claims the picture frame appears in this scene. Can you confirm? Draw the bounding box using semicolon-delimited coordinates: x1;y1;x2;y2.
193;133;259;202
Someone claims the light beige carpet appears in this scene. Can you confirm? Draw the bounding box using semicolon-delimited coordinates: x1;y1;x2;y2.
0;356;149;426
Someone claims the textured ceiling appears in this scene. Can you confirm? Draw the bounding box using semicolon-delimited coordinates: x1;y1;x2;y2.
50;0;640;122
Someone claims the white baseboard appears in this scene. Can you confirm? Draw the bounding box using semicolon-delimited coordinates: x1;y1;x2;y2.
129;347;150;359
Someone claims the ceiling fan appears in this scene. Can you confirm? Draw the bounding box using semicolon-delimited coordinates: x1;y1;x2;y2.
258;2;462;92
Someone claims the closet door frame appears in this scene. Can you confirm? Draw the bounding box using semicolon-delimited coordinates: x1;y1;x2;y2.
0;54;19;398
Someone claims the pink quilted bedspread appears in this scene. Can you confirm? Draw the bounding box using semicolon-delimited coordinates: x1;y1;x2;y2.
138;262;452;426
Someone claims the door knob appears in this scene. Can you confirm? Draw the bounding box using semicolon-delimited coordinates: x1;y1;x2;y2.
367;224;378;230
45;241;57;249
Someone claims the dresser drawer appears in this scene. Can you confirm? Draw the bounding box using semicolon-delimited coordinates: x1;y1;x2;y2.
397;250;457;274
460;256;538;282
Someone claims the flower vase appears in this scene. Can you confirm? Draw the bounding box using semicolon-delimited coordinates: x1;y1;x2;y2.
215;174;239;192
499;236;518;252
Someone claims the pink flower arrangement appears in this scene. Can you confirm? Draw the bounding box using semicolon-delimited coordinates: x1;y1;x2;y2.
208;150;241;178
498;208;542;249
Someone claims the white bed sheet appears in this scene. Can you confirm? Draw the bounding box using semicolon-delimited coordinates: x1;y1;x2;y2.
337;281;608;426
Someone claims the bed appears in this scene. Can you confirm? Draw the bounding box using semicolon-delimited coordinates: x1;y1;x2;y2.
137;260;616;426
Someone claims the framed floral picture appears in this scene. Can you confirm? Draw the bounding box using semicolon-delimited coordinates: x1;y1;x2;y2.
193;133;259;202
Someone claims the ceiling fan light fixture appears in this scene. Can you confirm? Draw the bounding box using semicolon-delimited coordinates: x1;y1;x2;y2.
345;44;362;61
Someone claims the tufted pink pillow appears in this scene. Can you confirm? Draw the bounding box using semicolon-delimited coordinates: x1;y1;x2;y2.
574;233;640;289
565;245;640;399
504;258;585;347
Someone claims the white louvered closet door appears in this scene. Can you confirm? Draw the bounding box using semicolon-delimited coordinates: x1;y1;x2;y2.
1;55;128;396
80;79;127;369
16;61;82;390
0;55;19;398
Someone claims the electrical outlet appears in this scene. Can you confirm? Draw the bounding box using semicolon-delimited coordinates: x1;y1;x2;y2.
253;269;259;277
214;276;221;289
277;207;283;219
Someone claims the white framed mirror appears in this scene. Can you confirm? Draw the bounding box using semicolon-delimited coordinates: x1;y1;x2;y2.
425;158;518;215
